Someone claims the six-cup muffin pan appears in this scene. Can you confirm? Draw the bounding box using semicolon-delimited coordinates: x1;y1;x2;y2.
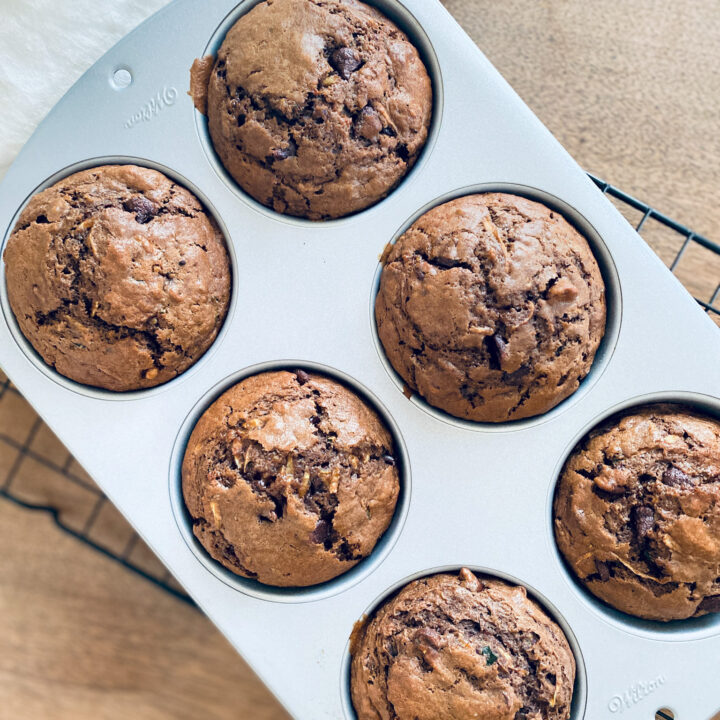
1;1;719;718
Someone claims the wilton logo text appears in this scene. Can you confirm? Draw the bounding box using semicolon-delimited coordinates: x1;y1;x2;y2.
124;86;178;129
608;676;666;713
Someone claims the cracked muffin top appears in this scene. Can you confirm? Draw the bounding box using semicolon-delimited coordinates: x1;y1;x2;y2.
554;404;720;621
181;369;400;587
3;165;231;391
350;568;576;720
375;193;607;423
190;0;433;220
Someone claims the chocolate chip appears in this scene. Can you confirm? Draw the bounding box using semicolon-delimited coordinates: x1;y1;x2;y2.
304;494;320;513
330;47;362;79
310;520;331;544
632;505;655;539
356;105;383;141
698;595;720;614
178;259;187;267
123;196;157;224
435;257;459;269
296;369;310;385
383;455;396;466
662;466;693;488
486;334;509;371
35;214;49;224
271;138;297;161
380;126;397;137
595;560;611;582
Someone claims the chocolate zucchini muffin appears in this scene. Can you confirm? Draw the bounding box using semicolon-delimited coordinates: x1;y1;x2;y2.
190;0;433;220
182;370;400;587
3;165;231;391
351;569;576;720
554;405;720;621
375;193;606;422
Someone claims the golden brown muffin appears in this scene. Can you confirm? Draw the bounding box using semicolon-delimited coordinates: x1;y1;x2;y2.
191;0;433;220
182;370;400;587
375;193;606;422
351;569;576;720
554;404;720;621
3;165;231;391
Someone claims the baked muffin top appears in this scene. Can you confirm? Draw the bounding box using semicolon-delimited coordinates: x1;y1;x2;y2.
182;369;400;587
375;193;606;422
3;165;231;391
554;404;720;621
351;569;576;720
192;0;433;220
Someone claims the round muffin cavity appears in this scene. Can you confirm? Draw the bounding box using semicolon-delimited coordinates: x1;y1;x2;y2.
181;369;400;587
193;0;433;220
350;568;576;720
554;404;720;621
3;164;231;392
375;193;606;423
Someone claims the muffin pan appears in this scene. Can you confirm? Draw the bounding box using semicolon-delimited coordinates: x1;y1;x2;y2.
1;0;719;717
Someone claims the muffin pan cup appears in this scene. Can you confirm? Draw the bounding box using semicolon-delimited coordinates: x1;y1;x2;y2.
1;1;719;718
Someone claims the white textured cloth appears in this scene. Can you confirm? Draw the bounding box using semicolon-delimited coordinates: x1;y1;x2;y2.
0;0;171;180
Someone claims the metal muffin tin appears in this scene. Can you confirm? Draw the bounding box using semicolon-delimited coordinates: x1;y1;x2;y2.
1;1;718;717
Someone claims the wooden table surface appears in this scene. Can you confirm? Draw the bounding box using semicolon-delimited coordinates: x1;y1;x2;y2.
1;2;719;718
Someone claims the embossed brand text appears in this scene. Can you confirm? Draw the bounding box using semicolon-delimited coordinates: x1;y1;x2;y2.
124;86;178;128
608;675;666;713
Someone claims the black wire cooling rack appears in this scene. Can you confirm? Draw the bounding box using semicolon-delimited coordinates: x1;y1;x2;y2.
0;379;192;604
589;175;720;320
0;175;718;610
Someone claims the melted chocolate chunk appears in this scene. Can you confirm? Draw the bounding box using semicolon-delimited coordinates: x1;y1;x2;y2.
486;334;509;371
123;196;158;224
356;105;383;140
632;505;655;539
662;465;693;488
271;138;297;161
595;560;611;582
310;519;331;544
698;595;720;613
330;47;362;79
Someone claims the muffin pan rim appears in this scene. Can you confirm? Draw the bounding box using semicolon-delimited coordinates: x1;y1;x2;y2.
0;155;239;401
338;563;589;720
168;359;413;603
0;0;718;717
546;390;720;642
368;181;624;433
192;0;445;227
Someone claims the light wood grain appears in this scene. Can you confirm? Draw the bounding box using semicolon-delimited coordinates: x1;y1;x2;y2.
0;501;288;720
1;2;719;719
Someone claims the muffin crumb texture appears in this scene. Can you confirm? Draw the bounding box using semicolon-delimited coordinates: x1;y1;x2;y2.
351;569;575;720
198;0;433;220
554;404;720;621
375;193;606;422
182;370;400;587
3;164;231;391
